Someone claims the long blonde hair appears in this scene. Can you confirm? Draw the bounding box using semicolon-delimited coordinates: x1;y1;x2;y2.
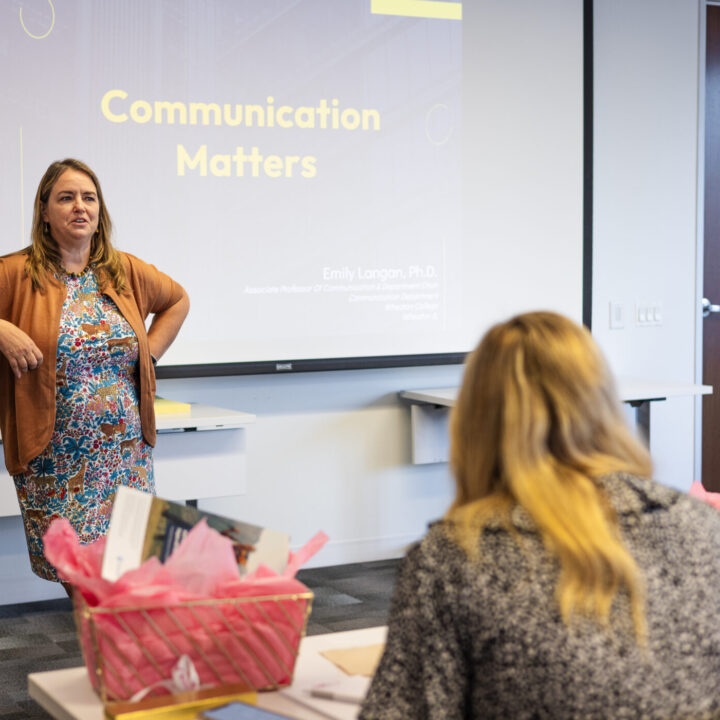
27;158;126;291
447;312;652;639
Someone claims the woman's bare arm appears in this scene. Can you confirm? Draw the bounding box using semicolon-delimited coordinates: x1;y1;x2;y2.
146;289;190;361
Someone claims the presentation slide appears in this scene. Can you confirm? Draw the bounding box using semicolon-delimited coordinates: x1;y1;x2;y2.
2;0;582;371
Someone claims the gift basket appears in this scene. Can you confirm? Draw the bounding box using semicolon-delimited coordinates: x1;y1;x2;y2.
44;514;327;712
74;588;313;703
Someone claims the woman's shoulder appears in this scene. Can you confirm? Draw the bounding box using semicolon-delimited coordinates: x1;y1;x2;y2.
392;523;472;603
601;472;680;508
111;251;160;289
0;248;30;266
417;519;459;550
603;472;720;531
116;251;168;280
115;250;138;270
402;521;468;575
400;520;527;615
0;248;32;282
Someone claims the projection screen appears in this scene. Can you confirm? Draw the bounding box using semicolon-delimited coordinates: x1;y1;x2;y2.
2;0;584;374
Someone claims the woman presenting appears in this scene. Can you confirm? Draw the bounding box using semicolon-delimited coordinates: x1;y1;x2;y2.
0;158;189;584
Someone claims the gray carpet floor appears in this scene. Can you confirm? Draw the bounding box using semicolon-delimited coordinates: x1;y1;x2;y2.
0;558;401;719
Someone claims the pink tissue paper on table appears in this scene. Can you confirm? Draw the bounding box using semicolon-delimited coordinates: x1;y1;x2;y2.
689;480;720;512
43;518;328;701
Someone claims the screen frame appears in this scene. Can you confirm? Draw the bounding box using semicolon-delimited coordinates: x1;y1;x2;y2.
157;0;594;380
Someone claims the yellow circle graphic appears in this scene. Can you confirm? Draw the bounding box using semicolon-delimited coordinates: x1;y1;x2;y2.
19;0;56;40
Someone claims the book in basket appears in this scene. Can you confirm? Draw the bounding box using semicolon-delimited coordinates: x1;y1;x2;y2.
101;486;290;581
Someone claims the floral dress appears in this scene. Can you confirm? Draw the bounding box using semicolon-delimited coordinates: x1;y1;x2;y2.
14;269;155;581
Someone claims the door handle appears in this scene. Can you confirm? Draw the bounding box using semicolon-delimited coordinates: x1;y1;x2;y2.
703;297;720;318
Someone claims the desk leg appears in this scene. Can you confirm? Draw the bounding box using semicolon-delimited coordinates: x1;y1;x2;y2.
627;399;667;448
634;401;651;446
409;404;450;464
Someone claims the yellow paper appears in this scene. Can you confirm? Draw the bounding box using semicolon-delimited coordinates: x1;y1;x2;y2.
320;644;385;677
154;397;192;415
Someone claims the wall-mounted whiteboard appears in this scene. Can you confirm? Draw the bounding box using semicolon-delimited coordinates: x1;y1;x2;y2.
1;0;584;373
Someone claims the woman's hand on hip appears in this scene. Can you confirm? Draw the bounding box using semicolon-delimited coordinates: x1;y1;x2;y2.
0;320;43;379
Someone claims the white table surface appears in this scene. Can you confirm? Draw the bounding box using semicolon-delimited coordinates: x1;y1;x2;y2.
399;379;713;463
0;403;255;441
400;378;713;408
28;626;387;720
155;402;256;432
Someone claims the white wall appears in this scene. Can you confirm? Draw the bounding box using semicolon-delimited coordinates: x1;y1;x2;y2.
160;368;463;560
592;0;701;490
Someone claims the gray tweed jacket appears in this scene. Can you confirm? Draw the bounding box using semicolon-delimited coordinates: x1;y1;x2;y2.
360;474;720;719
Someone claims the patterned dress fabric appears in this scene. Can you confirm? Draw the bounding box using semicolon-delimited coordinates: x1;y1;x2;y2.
360;473;720;720
14;269;154;581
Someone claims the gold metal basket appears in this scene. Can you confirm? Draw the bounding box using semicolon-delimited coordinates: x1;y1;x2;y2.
73;589;313;711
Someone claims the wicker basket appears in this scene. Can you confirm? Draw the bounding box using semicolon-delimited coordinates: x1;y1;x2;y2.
73;590;313;706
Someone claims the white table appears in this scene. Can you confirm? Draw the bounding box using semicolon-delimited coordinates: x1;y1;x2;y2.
0;403;256;518
153;403;255;505
28;626;387;720
155;403;255;434
400;379;713;464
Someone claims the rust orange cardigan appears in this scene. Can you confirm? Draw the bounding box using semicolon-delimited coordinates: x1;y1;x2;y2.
0;251;185;475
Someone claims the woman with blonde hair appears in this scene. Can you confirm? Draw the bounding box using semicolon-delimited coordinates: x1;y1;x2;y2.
360;311;720;719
